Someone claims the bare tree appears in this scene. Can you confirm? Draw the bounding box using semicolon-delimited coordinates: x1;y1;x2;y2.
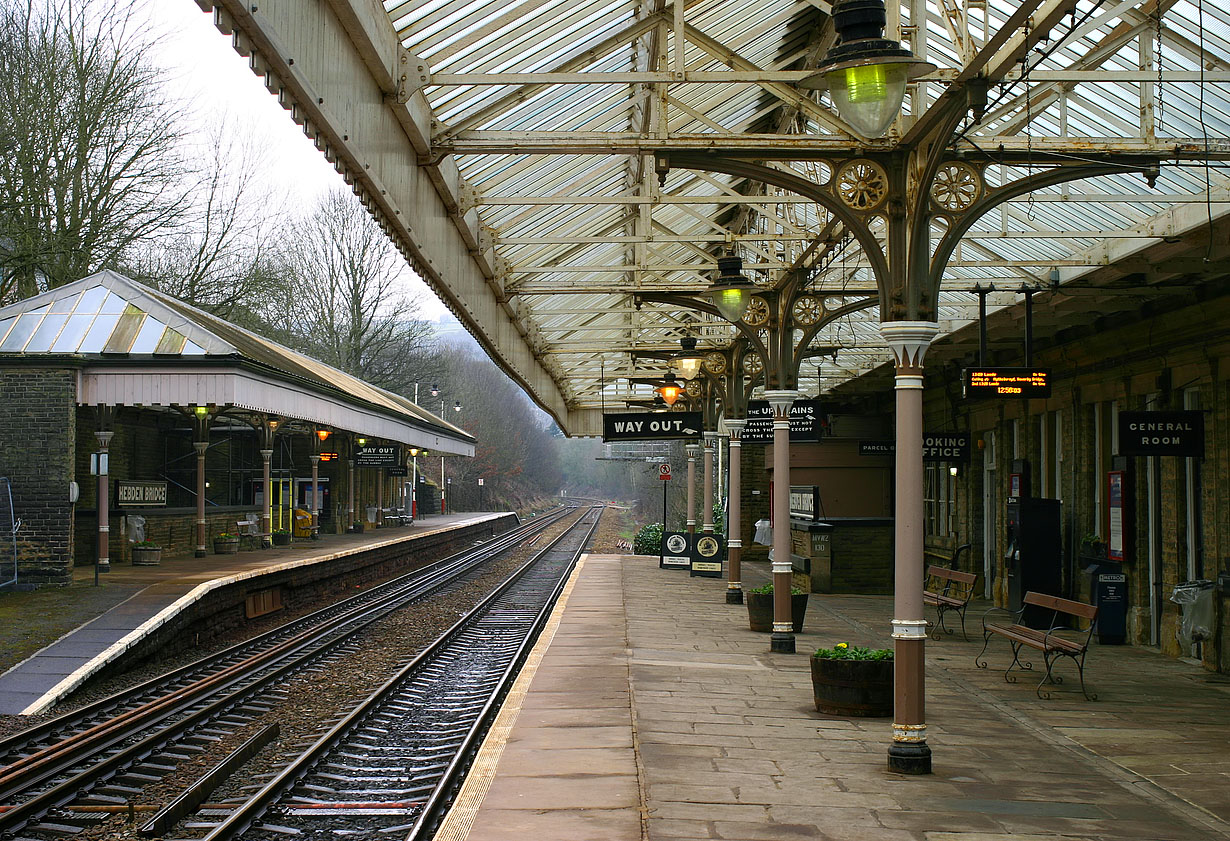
0;0;188;301
271;187;439;394
124;120;286;319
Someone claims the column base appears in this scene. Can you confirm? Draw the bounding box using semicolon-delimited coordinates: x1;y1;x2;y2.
195;549;207;558
725;588;744;605
887;742;932;775
770;632;795;654
97;561;110;572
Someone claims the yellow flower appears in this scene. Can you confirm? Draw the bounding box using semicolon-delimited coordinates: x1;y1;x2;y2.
836;642;848;649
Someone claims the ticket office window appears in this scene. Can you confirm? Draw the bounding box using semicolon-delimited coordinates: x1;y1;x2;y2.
924;463;956;538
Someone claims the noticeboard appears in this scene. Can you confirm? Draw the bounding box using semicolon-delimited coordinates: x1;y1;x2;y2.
963;368;1051;399
741;399;823;444
690;534;725;577
660;531;691;569
356;445;399;467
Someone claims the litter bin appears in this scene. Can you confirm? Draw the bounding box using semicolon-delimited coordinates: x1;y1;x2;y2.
1170;579;1215;646
365;506;379;525
1084;563;1127;644
292;508;312;538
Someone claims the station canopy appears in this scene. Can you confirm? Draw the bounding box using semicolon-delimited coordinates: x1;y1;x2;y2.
210;1;1229;434
0;271;475;454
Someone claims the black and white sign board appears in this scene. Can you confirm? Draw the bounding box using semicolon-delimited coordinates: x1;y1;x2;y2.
604;412;703;442
690;534;725;578
741;399;823;444
356;445;399;467
1118;411;1204;457
660;531;691;569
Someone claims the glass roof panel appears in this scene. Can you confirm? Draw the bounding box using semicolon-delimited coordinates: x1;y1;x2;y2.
48;293;79;314
103;306;146;354
73;285;109;314
0;317;15;348
79;314;120;354
50;314;97;352
130;316;169;354
1;312;43;351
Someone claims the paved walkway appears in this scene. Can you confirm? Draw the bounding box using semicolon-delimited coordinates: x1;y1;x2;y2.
441;553;1230;841
0;513;504;716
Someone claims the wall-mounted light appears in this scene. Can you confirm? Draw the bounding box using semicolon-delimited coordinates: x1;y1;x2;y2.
706;253;755;323
949;465;959;477
799;0;936;138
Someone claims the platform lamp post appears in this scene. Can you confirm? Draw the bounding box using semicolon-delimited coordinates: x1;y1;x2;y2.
192;405;212;557
260;416;280;548
408;447;422;520
312;429;329;539
438;400;461;514
654;0;1169;774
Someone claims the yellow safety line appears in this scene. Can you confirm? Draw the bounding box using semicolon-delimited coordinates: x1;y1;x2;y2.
430;555;587;841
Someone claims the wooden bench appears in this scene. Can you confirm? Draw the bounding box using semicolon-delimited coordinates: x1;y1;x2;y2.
923;566;978;640
975;592;1099;700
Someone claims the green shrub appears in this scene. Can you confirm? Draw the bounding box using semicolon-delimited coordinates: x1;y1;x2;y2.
748;583;805;595
633;522;664;554
813;642;893;661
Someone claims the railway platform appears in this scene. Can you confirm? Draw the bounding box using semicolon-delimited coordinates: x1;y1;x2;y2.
0;513;512;717
443;552;1230;841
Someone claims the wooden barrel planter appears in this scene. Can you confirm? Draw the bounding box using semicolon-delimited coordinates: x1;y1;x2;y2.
810;655;893;717
213;538;240;555
130;547;162;566
272;531;292;546
746;591;808;633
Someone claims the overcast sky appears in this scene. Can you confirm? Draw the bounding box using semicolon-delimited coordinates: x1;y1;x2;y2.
147;3;449;321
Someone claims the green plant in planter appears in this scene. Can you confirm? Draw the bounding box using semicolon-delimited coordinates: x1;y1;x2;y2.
813;642;893;661
810;642;894;716
748;583;805;595
215;532;238;541
132;540;160;549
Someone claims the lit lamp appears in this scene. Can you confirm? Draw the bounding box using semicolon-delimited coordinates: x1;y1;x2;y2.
453;400;461;412
706;253;755;323
672;336;705;380
316;429;331;443
657;374;683;406
799;0;935;138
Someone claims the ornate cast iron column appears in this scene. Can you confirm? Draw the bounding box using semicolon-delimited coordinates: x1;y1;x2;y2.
882;321;939;774
724;418;746;604
765;388;800;654
94;429;113;572
194;441;209;557
685;443;700;533
310;454;321;539
702;432;716;533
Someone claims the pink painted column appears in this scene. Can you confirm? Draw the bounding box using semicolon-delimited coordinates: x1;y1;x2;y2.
765;389;798;654
685;443;700;533
194;441;209;557
702;433;716;533
882;321;939;775
260;448;273;548
724;419;745;604
310;454;321;539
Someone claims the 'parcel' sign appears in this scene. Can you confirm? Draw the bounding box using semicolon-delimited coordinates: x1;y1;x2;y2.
603;412;702;441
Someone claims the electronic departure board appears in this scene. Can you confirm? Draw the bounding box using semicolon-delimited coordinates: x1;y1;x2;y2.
963;367;1051;398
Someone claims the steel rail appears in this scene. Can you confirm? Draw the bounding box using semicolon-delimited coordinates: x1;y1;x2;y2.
198;506;601;841
0;508;578;837
0;510;568;767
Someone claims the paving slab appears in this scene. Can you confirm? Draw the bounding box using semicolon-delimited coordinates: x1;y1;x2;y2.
440;553;1230;841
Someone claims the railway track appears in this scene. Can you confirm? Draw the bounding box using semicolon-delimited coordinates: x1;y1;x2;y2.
0;506;585;840
187;505;601;840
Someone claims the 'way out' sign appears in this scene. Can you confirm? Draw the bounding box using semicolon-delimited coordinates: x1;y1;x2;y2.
602;412;703;442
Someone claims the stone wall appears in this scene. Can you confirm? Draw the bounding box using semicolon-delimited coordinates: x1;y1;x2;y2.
0;368;77;585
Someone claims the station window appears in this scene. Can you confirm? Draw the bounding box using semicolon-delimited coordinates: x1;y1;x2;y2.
924;463;956;537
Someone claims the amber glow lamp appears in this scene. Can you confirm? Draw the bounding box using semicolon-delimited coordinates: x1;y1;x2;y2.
657;374;683;406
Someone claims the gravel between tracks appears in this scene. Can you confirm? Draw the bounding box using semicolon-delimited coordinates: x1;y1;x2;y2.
48;506;614;841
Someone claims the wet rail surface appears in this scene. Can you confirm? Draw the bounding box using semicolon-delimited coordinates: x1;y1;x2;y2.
0;507;583;840
191;506;601;841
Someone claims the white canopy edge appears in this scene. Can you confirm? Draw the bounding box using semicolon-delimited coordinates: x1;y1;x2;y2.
79;366;474;456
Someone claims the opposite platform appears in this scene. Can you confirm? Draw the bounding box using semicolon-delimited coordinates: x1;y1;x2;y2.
0;513;508;716
442;553;1230;841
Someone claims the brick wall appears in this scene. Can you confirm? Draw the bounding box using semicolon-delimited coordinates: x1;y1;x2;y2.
0;368;76;585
